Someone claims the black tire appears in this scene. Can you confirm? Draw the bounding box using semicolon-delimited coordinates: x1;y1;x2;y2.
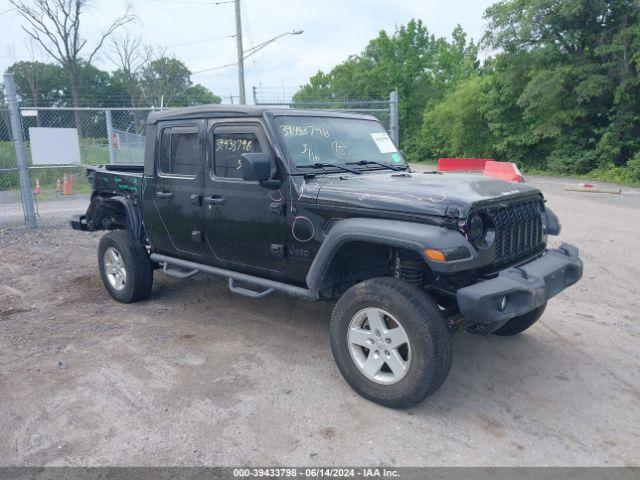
98;229;153;303
492;303;546;336
330;277;451;408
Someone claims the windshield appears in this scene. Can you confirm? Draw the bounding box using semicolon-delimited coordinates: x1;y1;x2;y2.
274;115;407;170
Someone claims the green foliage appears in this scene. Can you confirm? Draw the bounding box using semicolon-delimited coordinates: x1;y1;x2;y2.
7;61;68;106
414;0;640;179
137;57;221;107
6;57;221;108
626;152;640;182
294;20;479;145
297;3;640;182
180;84;222;106
415;76;495;159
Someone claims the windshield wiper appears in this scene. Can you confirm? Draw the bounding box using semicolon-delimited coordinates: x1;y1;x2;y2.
346;159;407;172
297;162;362;175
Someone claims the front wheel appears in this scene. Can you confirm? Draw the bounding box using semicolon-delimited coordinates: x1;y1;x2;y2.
98;229;153;303
329;277;451;408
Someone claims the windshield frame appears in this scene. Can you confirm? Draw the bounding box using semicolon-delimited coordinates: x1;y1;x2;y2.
269;112;407;175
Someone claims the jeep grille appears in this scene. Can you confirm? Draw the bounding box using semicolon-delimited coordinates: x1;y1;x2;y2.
483;198;545;268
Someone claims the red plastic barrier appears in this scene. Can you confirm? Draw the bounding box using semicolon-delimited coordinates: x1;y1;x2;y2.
482;160;524;183
437;158;490;172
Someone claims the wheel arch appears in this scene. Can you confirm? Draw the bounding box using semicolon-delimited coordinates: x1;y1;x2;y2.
86;194;144;242
306;218;478;297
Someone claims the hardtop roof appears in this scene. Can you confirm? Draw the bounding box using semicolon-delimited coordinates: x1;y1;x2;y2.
146;104;378;124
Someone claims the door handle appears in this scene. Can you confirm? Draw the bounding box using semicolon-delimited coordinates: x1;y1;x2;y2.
155;191;174;199
204;196;227;205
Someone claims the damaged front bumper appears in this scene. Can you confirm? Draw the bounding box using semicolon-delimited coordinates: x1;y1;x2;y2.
456;243;583;327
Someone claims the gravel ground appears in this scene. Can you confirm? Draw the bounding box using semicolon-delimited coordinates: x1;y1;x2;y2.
0;193;89;227
0;176;639;467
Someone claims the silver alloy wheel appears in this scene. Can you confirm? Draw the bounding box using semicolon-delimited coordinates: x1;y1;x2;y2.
103;246;127;291
347;307;411;385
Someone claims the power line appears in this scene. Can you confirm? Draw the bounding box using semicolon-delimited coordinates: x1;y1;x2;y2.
191;61;236;74
191;30;303;76
241;0;262;91
144;0;233;4
165;34;236;48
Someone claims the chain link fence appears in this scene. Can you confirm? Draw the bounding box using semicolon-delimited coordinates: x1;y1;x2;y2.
0;76;160;228
19;107;157;197
1;79;26;225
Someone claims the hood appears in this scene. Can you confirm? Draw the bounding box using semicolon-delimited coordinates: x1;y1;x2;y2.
309;171;541;218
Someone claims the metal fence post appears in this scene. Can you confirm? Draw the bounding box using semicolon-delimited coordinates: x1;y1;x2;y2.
3;73;37;228
105;109;115;164
389;89;399;147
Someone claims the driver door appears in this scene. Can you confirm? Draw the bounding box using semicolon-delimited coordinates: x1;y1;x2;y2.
202;122;286;272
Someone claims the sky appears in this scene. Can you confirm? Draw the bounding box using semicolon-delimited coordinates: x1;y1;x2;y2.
0;0;495;104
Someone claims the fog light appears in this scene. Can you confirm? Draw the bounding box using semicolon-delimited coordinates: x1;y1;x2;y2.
497;295;507;312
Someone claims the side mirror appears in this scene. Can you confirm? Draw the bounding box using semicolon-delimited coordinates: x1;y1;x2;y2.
240;153;273;182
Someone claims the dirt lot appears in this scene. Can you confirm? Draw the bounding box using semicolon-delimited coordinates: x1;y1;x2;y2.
1;176;639;467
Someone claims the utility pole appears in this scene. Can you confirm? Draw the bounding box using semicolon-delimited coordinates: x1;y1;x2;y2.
234;0;246;104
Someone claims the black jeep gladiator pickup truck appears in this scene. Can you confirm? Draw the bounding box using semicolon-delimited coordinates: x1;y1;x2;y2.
72;105;583;408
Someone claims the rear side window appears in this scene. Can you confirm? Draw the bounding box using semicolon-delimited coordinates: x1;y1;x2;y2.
159;126;200;177
213;132;262;179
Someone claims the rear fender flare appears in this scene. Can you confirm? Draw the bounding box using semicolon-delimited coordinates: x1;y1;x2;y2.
87;194;144;241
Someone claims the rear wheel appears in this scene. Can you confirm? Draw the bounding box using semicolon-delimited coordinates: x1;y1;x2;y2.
492;303;546;336
98;230;153;303
330;277;451;408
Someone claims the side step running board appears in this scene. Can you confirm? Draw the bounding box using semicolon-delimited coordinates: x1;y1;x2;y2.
162;262;199;279
228;278;274;299
150;253;318;301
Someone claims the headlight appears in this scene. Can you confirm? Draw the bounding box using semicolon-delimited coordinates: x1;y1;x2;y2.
466;212;495;249
467;214;484;242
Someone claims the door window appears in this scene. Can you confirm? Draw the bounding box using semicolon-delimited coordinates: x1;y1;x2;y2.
213;131;262;179
159;126;200;177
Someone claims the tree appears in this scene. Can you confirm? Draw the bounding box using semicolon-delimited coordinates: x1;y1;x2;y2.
481;0;640;173
138;55;220;107
6;61;67;108
412;0;640;179
139;55;191;107
10;0;135;132
108;32;152;107
179;85;221;106
293;20;479;148
417;76;495;160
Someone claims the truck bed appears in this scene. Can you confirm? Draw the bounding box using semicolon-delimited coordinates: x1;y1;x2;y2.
88;164;143;196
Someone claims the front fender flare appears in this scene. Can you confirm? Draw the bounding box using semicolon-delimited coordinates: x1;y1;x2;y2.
305;218;480;294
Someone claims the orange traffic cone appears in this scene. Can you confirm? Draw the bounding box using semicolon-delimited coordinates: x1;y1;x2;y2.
63;174;71;195
34;179;41;195
56;177;62;193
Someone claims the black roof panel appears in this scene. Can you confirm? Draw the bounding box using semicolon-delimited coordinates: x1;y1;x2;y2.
146;104;377;124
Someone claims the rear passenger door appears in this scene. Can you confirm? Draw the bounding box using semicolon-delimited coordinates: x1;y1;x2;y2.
152;120;205;257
